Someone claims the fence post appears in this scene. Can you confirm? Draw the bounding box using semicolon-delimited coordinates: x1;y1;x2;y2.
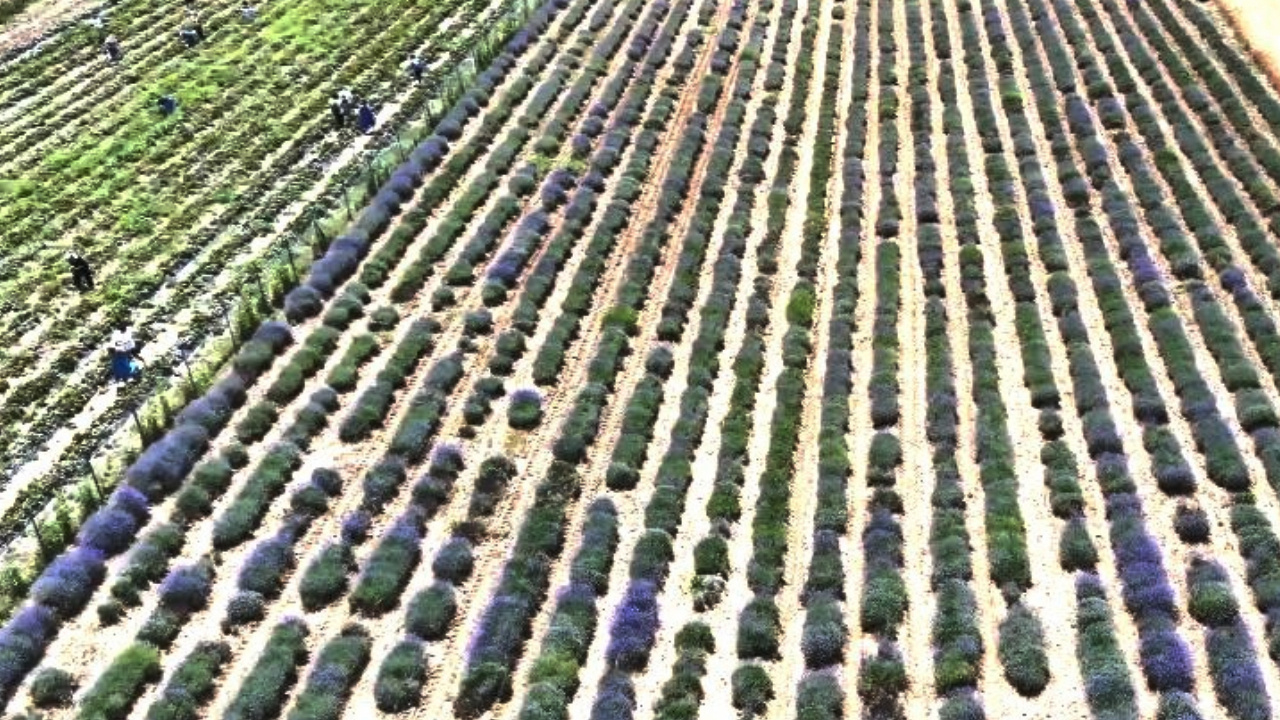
254;271;270;311
28;515;46;563
86;461;103;500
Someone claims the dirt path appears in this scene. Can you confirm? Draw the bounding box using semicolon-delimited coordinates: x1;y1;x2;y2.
839;0;881;714
891;0;936;710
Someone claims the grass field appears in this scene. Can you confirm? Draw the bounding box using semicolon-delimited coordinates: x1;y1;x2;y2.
3;0;1280;714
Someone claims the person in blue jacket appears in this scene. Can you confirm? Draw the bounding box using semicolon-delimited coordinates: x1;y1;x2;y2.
356;101;376;133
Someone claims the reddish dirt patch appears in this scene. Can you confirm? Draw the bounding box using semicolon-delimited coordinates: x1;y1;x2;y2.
0;0;98;56
1212;0;1280;89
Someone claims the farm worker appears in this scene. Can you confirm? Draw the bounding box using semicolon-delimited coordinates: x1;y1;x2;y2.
158;94;179;116
66;252;93;292
337;87;355;110
240;3;257;20
179;27;199;47
407;53;426;82
329;96;345;127
356;101;376;133
102;35;122;62
109;325;140;382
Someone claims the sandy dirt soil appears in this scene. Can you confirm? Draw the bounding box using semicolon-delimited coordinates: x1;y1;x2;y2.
1210;0;1280;90
840;0;883;714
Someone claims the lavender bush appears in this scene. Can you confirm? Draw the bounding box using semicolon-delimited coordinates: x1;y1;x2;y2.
605;580;659;671
31;548;105;616
159;561;213;614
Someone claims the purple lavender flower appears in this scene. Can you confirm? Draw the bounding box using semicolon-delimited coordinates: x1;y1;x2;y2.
160;562;213;614
605;580;659;671
31;548;105;616
77;505;141;555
